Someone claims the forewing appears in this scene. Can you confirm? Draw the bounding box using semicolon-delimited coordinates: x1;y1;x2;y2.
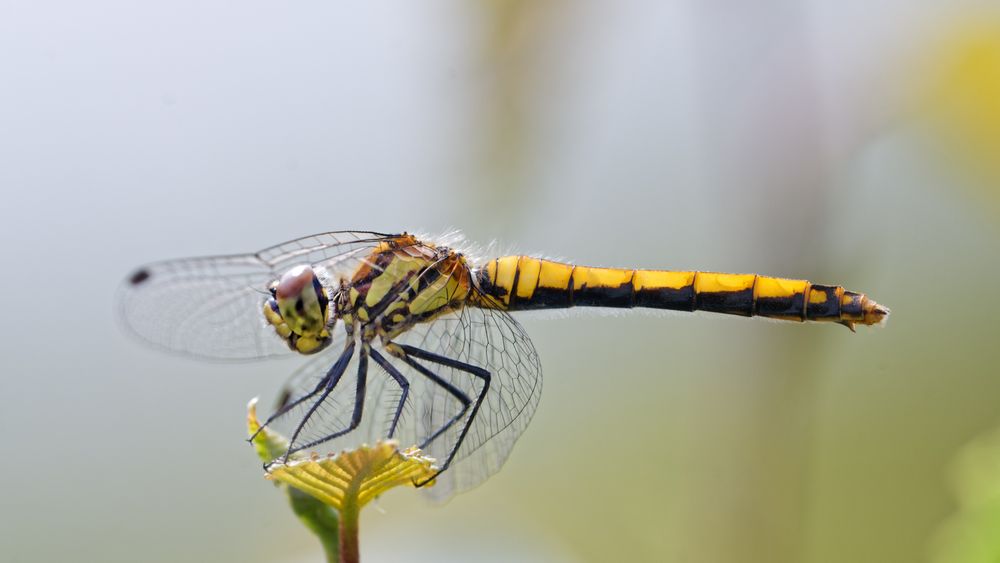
118;231;401;360
257;230;400;278
118;254;289;360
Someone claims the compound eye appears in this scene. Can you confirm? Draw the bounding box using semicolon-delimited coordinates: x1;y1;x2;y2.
275;265;314;302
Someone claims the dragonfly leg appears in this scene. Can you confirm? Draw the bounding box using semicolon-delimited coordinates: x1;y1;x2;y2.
249;342;356;445
285;345;370;457
368;348;410;439
396;343;490;488
392;351;471;450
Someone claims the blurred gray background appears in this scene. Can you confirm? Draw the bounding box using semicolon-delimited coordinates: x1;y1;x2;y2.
3;1;1000;562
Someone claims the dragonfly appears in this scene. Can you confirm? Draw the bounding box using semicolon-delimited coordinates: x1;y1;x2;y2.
118;230;888;499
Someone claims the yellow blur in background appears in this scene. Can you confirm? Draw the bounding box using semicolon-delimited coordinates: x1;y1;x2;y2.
915;14;1000;212
2;2;1000;563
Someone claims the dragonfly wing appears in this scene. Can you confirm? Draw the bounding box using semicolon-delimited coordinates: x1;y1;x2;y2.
118;253;291;360
257;230;402;277
118;231;401;360
394;301;543;501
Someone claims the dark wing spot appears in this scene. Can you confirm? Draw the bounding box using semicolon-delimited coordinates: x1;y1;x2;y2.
129;269;151;285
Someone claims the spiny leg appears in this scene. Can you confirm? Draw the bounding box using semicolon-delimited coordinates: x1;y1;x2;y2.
390;348;472;449
249;342;356;444
286;345;370;454
279;342;357;463
369;348;410;439
397;343;490;487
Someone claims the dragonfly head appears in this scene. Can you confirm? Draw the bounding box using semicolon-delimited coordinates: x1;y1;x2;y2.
263;265;332;355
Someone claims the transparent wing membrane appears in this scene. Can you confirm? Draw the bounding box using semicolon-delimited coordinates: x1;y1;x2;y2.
256;230;399;276
118;231;401;360
117;254;286;360
398;303;542;500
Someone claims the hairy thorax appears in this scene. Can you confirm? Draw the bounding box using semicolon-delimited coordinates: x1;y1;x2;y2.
337;237;474;345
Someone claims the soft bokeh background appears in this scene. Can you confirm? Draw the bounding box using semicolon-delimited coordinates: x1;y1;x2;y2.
2;1;999;562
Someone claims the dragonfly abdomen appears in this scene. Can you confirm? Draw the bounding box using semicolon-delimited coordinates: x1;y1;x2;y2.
479;256;888;330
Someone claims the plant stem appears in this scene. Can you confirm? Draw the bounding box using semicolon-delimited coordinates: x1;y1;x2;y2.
338;495;360;563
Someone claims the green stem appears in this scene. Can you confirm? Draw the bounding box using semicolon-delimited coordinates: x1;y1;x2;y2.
338;496;360;563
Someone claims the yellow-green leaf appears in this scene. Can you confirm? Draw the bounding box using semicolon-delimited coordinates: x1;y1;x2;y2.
266;441;438;513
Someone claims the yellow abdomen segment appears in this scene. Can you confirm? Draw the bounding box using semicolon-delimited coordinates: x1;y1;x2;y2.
479;256;888;329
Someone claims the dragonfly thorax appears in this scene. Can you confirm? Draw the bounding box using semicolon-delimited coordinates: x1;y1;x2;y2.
262;265;333;355
336;244;474;344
